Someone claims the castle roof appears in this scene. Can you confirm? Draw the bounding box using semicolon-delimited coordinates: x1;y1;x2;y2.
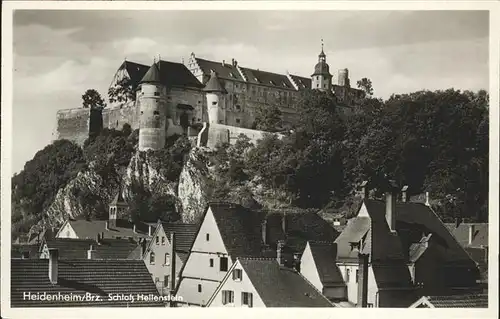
138;60;203;88
122;60;150;85
202;71;227;93
312;60;332;78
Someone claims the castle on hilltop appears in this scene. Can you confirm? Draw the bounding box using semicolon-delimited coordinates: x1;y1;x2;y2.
55;44;365;149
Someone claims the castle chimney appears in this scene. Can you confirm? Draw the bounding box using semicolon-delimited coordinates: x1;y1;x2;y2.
357;253;369;308
105;221;109;231
87;244;96;260
169;232;177;296
277;240;285;266
425;192;431;206
48;248;59;284
222;60;225;66
360;180;369;199
385;180;398;232
468;224;476;245
262;220;268;245
401;185;408;202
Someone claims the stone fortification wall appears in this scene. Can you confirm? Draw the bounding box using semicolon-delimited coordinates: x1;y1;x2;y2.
102;102;139;131
55;108;91;146
202;123;283;148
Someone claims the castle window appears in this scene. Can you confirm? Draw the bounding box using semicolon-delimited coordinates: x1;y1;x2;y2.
212;101;217;106
154;111;160;116
346;268;350;282
154;92;160;96
236;119;241;124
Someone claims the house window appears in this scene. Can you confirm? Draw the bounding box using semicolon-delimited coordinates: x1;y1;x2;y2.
235;119;241;124
206;233;210;241
161;237;166;245
150;252;155;264
367;303;374;308
66;230;70;237
164;275;169;287
220;257;228;272
346;268;350;282
222;290;234;305
209;258;214;267
242;292;253;307
155;277;160;283
156;236;160;244
198;284;202;293
233;269;243;281
164;253;170;266
356;269;359;283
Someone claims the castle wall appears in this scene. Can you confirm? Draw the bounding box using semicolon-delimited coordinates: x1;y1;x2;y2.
55;108;91;146
169;88;205;125
102;102;139;131
204;123;281;148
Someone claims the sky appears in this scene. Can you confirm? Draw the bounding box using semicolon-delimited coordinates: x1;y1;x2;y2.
11;10;489;175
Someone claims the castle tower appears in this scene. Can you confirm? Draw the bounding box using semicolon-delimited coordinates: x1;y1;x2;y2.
138;61;167;151
109;187;128;228
311;40;333;92
338;68;350;87
203;71;227;125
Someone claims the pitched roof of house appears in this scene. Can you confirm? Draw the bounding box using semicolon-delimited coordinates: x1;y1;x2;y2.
195;58;245;82
11;244;41;259
444;223;488;248
64;219;150;240
238;258;334;307
44;238;141;260
161;222;199;252
11;259;163;307
334;217;371;262
410;294;488;308
208;202;266;259
307;241;345;287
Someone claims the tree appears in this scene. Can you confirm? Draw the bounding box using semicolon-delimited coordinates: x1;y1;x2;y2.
356;78;374;96
253;104;283;132
108;77;136;104
82;89;106;109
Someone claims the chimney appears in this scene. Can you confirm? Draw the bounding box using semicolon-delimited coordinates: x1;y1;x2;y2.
385;180;398;232
222;59;225;66
277;240;285;266
148;225;153;237
357;253;369;307
468;224;476;245
169;232;177;295
360;180;369;199
105;221;109;231
101;231;104;240
87;244;96;260
401;185;408;202
96;233;101;245
262;219;268;245
425;192;430;206
48;248;59;284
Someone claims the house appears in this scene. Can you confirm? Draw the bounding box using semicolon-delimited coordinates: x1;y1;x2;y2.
409;294;488;308
444;223;488;248
11;248;164;307
175;202;338;307
142;221;198;295
328;181;481;307
300;241;347;302
39;237;141;260
206;257;334;307
11;244;41;259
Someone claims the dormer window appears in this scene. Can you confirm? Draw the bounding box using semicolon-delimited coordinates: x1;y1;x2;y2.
269;80;275;85
349;242;360;251
229;73;235;78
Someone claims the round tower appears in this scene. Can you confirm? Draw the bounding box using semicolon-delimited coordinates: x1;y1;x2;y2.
311;40;333;92
138;62;166;151
203;71;227;125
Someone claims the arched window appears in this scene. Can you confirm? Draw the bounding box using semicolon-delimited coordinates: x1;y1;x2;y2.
150;252;155;264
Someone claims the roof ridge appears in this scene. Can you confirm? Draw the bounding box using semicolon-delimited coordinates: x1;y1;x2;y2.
237;256;276;261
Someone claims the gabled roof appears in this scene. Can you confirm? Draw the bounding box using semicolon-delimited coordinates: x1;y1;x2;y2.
11;259;163;307
238;258;334;307
410;294;488;308
307;241;345;287
289;75;312;90
122;60;150;86
444;223;489;248
334;217;371;262
44;238;141;260
239;67;295;90
62;219;150;240
208;202;265;259
195;58;245;82
161;222;199;252
137;60;203;88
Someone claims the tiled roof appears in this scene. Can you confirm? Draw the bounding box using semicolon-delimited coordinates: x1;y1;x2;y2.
11;259;164;307
66;219;150;240
308;242;345;287
139;60;204;88
371;263;414;289
195;58;245;82
161;222;199;252
239;258;334;307
289;75;312;90
408;233;431;263
122;60;150;87
412;294;488;308
11;244;41;259
45;238;141;260
202;71;227;93
209;202;265;259
444;223;488;248
239;67;295;90
334;217;371;261
140;63;161;83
